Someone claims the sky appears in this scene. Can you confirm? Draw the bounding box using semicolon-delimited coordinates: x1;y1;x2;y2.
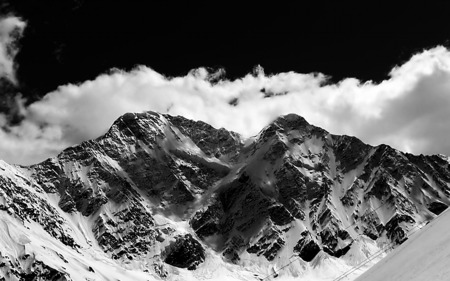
1;1;450;165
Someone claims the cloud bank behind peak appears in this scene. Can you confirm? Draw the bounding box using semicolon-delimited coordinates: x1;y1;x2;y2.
2;46;450;165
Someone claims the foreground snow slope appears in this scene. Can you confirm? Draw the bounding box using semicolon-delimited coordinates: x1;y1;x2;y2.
356;208;450;281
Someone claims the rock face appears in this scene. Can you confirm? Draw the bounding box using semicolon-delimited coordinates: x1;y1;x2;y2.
164;234;205;270
0;111;450;280
293;231;321;262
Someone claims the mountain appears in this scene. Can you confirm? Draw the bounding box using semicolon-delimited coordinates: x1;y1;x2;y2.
1;111;450;281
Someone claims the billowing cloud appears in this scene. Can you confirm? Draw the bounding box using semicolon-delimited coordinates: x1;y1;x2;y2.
0;15;26;83
2;46;450;165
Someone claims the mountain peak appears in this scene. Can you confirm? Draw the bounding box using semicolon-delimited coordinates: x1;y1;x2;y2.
255;113;318;143
273;113;310;128
114;111;166;126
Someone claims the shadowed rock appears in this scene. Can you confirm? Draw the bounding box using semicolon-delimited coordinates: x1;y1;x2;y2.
164;234;205;270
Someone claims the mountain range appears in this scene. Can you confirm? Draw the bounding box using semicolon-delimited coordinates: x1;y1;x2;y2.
0;111;449;281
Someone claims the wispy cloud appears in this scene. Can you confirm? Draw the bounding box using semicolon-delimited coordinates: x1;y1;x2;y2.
2;46;450;165
0;15;26;83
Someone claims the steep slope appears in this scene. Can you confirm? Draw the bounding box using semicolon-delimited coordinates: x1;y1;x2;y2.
355;208;450;281
0;159;155;281
0;111;449;280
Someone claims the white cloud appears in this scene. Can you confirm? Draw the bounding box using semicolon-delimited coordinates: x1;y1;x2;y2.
0;15;26;83
2;46;450;165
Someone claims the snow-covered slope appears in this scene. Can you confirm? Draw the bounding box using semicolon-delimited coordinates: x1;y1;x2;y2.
1;111;450;280
356;208;450;281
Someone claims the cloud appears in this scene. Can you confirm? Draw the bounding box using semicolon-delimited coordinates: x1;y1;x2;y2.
2;46;450;165
0;15;26;83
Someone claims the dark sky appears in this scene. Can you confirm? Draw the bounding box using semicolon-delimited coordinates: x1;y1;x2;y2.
2;1;450;102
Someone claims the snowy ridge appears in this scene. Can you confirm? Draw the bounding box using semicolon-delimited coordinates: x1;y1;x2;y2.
0;111;449;280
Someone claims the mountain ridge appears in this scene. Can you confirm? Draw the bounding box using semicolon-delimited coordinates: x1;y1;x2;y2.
0;111;449;280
